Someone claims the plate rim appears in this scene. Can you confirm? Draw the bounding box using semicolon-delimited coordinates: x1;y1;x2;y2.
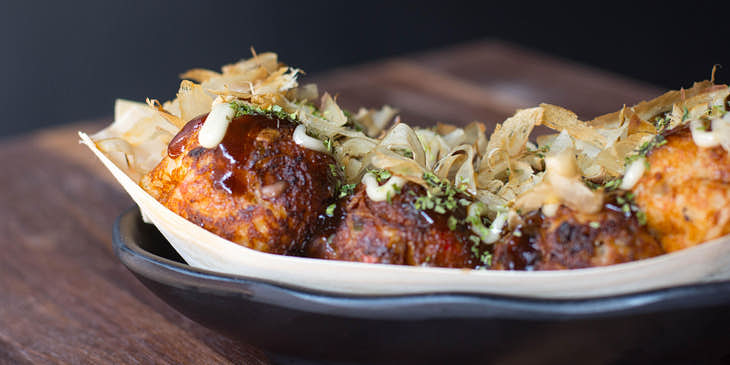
113;206;730;321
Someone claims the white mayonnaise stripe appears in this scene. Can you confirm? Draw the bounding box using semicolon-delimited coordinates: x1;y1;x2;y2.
690;114;730;150
690;119;719;147
199;103;235;148
292;124;328;153
362;172;406;202
620;157;646;190
467;202;507;243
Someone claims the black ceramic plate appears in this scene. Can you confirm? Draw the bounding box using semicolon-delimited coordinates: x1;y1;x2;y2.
113;207;730;364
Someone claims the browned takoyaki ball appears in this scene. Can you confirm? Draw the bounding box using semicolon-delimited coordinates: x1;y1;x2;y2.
140;113;339;254
306;182;485;268
632;125;730;252
492;204;663;270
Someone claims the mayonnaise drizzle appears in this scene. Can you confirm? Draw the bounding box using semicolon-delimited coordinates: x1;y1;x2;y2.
541;203;560;217
198;96;329;154
485;211;508;243
690;114;730;151
467;203;507;244
362;172;406;202
292;124;328;153
619;157;646;190
690;119;718;147
199;102;235;148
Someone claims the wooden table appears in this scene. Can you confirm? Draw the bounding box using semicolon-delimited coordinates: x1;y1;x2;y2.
0;40;662;364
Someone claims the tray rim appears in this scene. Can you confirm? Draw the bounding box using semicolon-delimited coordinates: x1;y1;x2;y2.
113;206;730;321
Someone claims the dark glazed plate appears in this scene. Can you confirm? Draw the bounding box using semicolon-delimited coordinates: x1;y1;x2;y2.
113;207;730;364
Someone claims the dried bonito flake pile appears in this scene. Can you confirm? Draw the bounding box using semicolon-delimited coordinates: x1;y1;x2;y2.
94;53;730;232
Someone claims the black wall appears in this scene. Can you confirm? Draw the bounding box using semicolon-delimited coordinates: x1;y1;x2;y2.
3;1;728;137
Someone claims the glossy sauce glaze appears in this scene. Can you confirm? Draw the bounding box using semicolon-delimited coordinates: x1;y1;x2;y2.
306;183;484;268
143;112;339;254
492;211;542;270
168;113;320;197
168;115;206;159
210;115;290;196
493;196;663;270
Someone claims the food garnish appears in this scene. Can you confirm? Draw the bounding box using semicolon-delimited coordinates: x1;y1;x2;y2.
86;52;730;271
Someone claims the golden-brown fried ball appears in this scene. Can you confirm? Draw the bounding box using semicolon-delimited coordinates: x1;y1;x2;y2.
492;204;663;270
632;125;730;252
306;183;483;268
140;113;339;254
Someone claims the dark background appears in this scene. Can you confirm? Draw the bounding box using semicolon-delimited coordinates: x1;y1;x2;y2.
3;1;728;138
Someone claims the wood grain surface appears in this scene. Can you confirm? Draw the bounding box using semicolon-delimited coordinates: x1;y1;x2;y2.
0;40;662;364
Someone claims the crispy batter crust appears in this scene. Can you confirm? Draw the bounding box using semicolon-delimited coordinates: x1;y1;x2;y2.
306;183;480;268
633;125;730;252
140;113;338;254
492;205;663;270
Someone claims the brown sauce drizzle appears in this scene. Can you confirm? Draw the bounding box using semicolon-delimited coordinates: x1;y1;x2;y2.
499;192;652;270
299;207;343;258
497;211;543;270
167;113;301;196
167;114;206;158
215;115;298;196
